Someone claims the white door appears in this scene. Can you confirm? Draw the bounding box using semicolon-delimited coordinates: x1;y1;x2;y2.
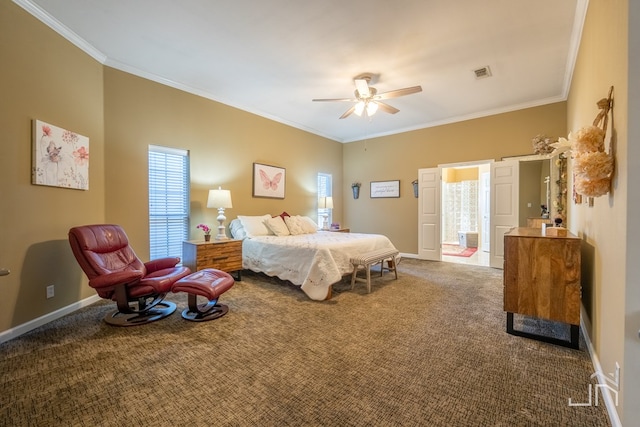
418;167;441;261
480;171;491;252
489;160;519;268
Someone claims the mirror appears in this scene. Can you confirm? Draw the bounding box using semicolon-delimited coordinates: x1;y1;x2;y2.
519;159;550;226
504;153;568;228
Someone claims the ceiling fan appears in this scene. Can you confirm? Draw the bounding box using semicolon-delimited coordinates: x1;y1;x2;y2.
312;74;422;119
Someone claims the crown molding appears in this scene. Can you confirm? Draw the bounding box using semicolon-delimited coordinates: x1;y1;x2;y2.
13;0;107;63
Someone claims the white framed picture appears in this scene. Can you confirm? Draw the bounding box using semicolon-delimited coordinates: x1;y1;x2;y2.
32;119;89;190
370;180;400;198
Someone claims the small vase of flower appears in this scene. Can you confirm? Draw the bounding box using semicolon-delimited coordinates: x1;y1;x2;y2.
197;224;211;241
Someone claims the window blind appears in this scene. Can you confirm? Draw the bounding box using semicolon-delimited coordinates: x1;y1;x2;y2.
148;145;190;260
317;173;332;225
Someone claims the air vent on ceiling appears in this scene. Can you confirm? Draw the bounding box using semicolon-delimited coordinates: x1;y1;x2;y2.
473;66;492;79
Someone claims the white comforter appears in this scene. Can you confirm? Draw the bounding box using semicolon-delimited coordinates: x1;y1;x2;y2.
242;232;398;300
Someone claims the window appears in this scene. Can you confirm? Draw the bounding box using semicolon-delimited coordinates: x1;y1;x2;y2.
317;173;332;227
148;145;190;260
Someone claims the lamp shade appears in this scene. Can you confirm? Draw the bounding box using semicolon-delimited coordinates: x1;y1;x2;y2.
319;196;333;209
207;188;233;209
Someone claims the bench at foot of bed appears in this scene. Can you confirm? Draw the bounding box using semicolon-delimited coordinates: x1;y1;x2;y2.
350;249;399;293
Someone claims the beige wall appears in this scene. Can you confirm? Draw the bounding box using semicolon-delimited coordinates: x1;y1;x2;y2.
567;0;637;422
103;68;342;259
443;167;479;183
343;103;567;253
0;2;104;330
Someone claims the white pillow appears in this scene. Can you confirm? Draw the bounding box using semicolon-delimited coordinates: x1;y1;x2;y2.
237;214;273;237
284;215;305;235
264;216;290;236
299;216;318;234
229;219;246;239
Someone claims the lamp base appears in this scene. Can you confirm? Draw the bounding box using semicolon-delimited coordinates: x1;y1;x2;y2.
215;208;229;240
321;214;329;230
215;227;228;240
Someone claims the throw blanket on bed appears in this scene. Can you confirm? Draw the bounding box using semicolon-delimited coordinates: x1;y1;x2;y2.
242;232;398;300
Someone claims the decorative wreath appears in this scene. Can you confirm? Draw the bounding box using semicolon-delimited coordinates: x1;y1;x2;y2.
570;87;615;198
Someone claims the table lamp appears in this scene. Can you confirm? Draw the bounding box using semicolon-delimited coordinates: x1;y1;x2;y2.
319;196;333;230
207;187;233;240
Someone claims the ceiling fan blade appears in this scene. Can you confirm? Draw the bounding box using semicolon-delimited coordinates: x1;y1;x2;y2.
354;78;370;98
375;85;422;100
339;105;357;119
312;97;356;102
375;101;400;115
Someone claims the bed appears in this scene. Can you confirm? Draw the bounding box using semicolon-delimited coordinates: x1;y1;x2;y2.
230;214;399;300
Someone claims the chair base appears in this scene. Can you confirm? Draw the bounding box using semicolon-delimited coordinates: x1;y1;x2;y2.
104;301;176;326
181;294;229;322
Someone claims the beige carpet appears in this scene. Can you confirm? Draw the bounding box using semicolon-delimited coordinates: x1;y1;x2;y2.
0;259;610;426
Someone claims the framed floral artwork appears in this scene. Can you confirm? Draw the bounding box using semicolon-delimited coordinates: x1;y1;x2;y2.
32;120;89;190
253;162;285;199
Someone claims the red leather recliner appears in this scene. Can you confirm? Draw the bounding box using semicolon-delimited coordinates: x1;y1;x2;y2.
68;224;191;326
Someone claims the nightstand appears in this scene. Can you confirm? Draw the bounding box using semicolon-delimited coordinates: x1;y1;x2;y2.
182;239;242;280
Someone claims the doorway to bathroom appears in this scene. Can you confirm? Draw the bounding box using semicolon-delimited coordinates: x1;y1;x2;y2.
440;162;490;267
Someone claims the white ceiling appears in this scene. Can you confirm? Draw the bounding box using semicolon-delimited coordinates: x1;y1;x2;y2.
16;0;587;143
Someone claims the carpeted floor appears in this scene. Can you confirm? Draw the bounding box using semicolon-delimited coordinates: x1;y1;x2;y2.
0;259;610;426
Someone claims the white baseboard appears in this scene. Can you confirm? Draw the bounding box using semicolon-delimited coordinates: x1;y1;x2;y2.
0;295;101;344
580;305;622;427
399;252;419;259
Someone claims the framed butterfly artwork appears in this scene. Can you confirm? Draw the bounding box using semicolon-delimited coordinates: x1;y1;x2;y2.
253;163;285;199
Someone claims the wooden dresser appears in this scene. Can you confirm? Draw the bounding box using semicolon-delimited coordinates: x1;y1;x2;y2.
526;217;553;228
503;227;581;348
182;239;242;280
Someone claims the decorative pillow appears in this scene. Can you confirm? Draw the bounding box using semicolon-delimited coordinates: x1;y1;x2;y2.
237;214;273;237
264;215;290;236
284;215;305;235
299;216;318;234
229;219;247;239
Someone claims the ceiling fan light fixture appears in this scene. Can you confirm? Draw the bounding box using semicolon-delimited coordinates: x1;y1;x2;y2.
366;101;378;116
312;73;421;119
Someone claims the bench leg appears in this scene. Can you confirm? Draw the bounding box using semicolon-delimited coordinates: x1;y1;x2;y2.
381;258;398;280
390;258;398;279
366;264;372;293
350;264;358;289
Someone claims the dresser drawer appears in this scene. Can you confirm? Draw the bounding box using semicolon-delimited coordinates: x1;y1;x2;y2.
197;246;242;270
182;239;242;273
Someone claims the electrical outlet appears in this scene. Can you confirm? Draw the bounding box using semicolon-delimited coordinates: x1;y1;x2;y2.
46;285;54;299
